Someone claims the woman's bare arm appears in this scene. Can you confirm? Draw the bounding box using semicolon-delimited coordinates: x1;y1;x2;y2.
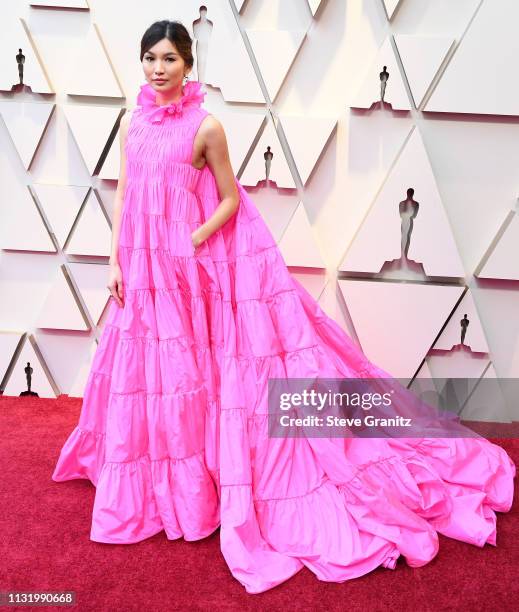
191;116;240;248
107;110;131;307
109;110;131;265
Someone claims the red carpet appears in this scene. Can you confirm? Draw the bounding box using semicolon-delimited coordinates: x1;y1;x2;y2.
1;394;517;611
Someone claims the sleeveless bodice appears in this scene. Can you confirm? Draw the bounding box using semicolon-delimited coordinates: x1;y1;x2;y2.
118;81;210;257
125;104;209;197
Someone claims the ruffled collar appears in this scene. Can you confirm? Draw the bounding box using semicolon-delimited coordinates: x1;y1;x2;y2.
136;80;206;123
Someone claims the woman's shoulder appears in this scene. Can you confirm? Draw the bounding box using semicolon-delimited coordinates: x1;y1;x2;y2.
197;112;227;141
196;110;223;130
121;107;138;126
120;105;144;133
119;107;140;144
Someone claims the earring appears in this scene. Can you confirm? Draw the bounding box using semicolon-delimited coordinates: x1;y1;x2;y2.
183;73;189;84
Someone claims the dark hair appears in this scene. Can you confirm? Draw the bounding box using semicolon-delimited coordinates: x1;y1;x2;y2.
140;20;194;68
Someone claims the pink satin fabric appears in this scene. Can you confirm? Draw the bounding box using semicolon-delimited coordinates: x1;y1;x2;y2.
52;81;516;594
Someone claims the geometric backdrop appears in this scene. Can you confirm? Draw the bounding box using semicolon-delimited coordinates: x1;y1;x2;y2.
1;0;519;423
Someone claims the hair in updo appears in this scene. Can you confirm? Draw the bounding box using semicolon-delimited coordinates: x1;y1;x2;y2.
140;20;194;69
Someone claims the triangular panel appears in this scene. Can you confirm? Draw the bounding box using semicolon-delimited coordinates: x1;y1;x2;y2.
478;211;519;280
68;340;98;398
95;185;117;222
395;35;454;108
231;0;247;11
0;174;55;252
307;0;324;16
66;25;123;97
246;29;306;101
0;18;53;93
98;127;120;180
278;201;326;268
426;0;519;115
0;332;24;388
291;271;327;301
351;37;411;110
65;190;111;256
0;100;54;169
458;364;512;423
36;266;89;330
432;290;490;353
63;104;121;174
382;0;402;20
210;108;265;174
204;14;264;103
317;279;353;336
68;262;110;324
240;117;295;188
279;114;337;185
338;279;464;379
3;335;58;398
339;128;465;278
33;183;89;248
243;188;299;243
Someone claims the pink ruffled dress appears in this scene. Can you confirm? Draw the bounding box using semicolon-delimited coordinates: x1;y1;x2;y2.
52;80;516;594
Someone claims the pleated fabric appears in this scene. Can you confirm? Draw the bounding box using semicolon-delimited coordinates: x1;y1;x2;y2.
52;82;516;594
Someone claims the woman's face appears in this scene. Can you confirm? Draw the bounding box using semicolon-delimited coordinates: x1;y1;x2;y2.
142;37;190;92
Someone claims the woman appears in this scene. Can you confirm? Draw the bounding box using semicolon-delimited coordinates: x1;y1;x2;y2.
52;20;516;594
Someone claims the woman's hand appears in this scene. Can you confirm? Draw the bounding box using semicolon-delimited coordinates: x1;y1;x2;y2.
107;262;124;307
191;228;205;250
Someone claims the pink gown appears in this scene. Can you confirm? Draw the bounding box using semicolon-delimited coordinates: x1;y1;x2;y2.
52;80;516;594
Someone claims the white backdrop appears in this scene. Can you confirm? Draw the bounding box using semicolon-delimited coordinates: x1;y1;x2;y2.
1;0;518;422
